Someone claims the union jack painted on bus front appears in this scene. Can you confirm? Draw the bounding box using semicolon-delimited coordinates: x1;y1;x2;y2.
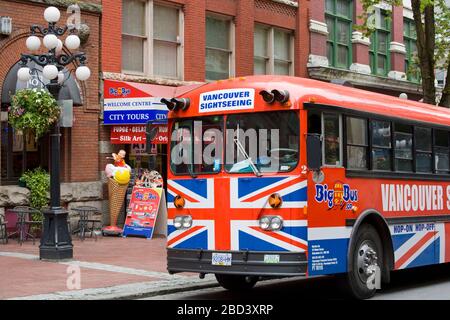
167;177;308;251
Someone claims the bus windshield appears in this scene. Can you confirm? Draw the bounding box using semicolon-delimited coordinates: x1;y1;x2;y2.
169;111;299;176
170;116;223;175
225;111;299;174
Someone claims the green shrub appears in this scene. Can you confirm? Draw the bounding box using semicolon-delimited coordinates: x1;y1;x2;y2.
20;168;50;221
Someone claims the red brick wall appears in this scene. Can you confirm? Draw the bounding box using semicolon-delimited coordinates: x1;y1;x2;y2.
184;0;206;81
255;0;296;29
391;4;406;73
296;0;310;78
0;0;101;183
235;0;255;77
101;0;122;73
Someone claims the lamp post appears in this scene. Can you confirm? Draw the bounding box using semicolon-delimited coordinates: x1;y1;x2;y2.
17;6;91;260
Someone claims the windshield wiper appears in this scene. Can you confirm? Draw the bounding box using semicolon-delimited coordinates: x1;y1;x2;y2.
234;137;262;177
187;164;197;179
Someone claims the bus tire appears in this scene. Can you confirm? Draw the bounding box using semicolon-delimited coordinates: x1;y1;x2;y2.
346;223;383;299
215;274;258;291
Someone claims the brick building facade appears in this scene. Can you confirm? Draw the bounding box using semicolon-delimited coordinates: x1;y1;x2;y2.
308;0;421;99
0;0;103;224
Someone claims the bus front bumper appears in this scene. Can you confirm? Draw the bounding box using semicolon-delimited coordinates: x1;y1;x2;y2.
167;249;307;277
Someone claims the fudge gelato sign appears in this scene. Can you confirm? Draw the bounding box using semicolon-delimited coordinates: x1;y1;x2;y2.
103;80;168;125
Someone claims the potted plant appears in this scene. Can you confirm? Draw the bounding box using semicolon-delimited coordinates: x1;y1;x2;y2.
8;88;61;139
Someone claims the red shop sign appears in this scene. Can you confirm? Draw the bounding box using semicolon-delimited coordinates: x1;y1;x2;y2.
110;125;168;145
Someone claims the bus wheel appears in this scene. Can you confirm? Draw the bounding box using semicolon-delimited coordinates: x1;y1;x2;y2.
346;224;383;299
215;274;258;291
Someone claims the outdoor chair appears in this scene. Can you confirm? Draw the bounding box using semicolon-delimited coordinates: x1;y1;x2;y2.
8;206;43;245
72;206;102;241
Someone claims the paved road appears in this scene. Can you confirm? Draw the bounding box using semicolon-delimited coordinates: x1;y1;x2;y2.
143;263;450;300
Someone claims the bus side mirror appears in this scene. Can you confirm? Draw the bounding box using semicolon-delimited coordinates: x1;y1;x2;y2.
306;133;322;171
146;121;159;153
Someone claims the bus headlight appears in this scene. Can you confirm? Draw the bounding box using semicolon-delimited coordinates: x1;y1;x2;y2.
270;216;283;231
173;216;183;229
259;216;271;230
182;215;193;229
259;216;283;231
173;215;192;230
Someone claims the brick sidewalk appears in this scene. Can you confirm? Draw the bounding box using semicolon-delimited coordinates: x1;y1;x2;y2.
0;236;217;300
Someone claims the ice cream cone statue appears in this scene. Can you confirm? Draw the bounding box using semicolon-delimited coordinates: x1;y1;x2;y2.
103;150;131;235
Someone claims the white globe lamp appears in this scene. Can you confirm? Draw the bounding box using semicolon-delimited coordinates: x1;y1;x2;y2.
43;34;58;50
65;35;80;50
17;67;32;82
56;39;63;53
26;36;41;51
44;7;61;23
43;65;59;80
75;66;91;81
57;72;65;84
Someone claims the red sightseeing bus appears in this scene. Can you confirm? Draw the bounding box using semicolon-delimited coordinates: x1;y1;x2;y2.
156;75;450;299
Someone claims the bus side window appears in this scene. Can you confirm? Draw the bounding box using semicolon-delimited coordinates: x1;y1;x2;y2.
434;129;450;174
346;117;368;170
415;127;432;173
323;113;341;166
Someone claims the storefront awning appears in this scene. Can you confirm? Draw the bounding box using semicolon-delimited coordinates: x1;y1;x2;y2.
1;61;83;106
103;79;203;125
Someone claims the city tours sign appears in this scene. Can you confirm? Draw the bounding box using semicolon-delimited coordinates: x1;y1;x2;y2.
103;80;168;125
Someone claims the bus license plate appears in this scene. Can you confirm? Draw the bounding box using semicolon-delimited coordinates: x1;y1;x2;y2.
212;253;232;266
264;254;280;264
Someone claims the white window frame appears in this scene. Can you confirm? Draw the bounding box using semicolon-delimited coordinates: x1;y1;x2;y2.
121;0;184;79
205;13;235;82
254;24;294;76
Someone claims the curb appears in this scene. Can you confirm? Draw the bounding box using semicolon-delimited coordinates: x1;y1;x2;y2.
116;280;220;300
10;276;220;300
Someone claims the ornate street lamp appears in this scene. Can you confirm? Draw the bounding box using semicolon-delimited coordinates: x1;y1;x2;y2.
17;6;91;260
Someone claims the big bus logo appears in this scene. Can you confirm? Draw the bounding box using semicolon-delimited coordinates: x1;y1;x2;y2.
109;87;131;97
315;181;358;210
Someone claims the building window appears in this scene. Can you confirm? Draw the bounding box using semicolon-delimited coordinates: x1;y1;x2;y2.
206;15;234;81
404;18;420;82
122;0;183;79
370;9;391;76
325;0;353;69
346;117;368;170
254;25;294;75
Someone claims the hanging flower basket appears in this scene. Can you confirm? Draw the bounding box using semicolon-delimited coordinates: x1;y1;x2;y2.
8;88;61;139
